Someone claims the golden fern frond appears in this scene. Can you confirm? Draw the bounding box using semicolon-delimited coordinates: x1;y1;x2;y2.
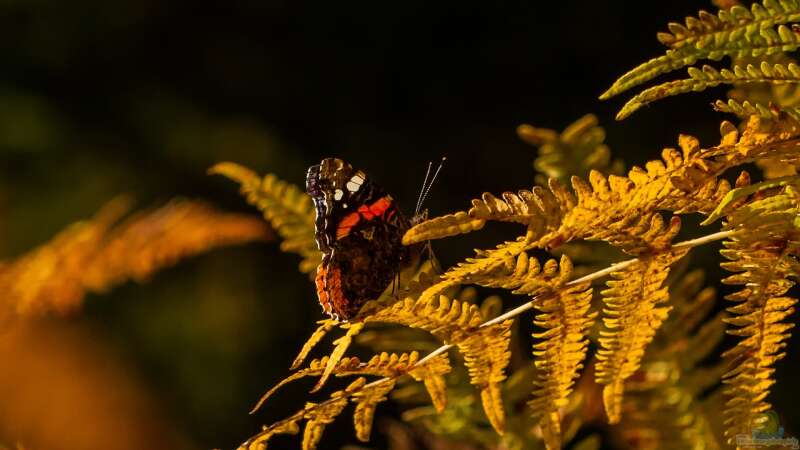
401;211;486;245
613;270;726;450
601;0;800;102
595;247;689;424
251;351;423;413
291;263;440;393
529;282;596;450
312;323;365;392
406;353;452;413
291;319;339;370
517;114;623;184
472;253;571;293
618;62;800;120
413;235;533;303
239;379;358;450
409;169;686;255
83;199;270;289
244;353;451;450
239;415;302;450
353;379;397;442
460;320;513;434
209;161;321;274
0;198;270;317
718;185;800;444
365;294;513;433
408;114;800;250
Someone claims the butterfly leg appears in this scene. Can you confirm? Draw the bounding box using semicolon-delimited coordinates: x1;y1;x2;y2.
425;241;442;274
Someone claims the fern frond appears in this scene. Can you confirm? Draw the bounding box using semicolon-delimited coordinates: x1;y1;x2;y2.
595;247;689;424
366;294;513;433
517;114;623;184
239;415;302;450
702;174;799;224
409;114;800;254
618;62;800;120
601;1;800;101
0;198;270;317
712;98;795;120
401;211;485;245
209;162;321;273
414;235;533;302
244;352;451;450
252;351;423;413
406;353;452;413
613;269;726;450
291;319;339;370
240;379;358;450
718;185;800;444
473;253;570;293
353;379;397;442
528;282;596;450
303;380;357;450
759;157;800;178
312;323;365;392
460;320;513;434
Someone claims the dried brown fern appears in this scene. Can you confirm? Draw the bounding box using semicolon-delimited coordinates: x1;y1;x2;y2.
516;114;623;185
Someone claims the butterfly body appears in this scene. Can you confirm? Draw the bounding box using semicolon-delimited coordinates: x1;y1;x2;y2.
306;158;415;320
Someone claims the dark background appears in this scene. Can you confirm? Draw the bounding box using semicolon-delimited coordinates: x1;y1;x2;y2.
1;1;794;449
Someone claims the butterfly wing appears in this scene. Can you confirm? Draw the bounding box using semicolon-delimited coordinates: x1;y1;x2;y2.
307;158;413;320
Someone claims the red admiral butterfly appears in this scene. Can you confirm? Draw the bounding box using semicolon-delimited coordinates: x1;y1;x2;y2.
306;158;441;320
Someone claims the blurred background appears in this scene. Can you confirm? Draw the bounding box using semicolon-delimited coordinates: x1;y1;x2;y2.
0;0;795;449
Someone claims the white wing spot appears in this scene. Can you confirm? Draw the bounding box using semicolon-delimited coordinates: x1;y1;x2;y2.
334;189;344;200
351;174;365;185
346;180;360;192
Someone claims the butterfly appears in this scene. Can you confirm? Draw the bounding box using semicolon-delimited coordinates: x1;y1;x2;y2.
305;158;442;320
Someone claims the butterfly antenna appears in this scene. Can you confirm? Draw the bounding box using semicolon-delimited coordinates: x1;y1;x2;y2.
415;161;434;215
418;157;446;214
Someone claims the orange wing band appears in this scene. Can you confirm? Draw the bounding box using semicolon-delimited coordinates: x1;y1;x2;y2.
335;196;393;240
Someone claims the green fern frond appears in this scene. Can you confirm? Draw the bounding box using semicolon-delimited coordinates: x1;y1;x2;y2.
712;97;790;120
601;0;800;101
517;114;623;184
703;174;800;224
618;62;800;119
209;162;321;274
718;185;800;444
